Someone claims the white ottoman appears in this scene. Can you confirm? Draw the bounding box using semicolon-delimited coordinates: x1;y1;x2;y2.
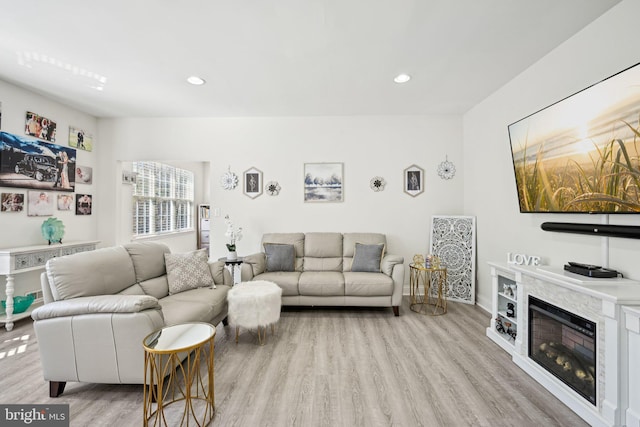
227;280;282;345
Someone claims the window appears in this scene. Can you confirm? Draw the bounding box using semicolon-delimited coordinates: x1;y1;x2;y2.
132;162;194;236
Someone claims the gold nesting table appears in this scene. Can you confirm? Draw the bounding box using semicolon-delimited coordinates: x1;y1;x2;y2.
409;263;448;315
143;322;215;426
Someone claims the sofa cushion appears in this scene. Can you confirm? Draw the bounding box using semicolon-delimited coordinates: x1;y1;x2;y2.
159;296;216;326
46;246;137;300
262;233;305;271
264;243;295;272
343;272;394;296
351;243;385;273
118;284;146;295
138;275;170;299
304;233;343;272
253;272;300;296
123;242;170;282
299;271;345;296
164;249;214;295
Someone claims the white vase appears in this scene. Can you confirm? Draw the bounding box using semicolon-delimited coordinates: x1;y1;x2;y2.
227;251;237;261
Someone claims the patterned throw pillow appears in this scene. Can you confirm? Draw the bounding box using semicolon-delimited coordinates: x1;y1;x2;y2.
165;249;214;295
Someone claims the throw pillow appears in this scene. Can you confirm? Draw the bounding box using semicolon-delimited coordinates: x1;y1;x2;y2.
351;243;385;273
165;249;214;295
264;243;295;272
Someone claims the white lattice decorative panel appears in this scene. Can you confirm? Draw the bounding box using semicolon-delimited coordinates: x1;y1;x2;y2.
430;215;476;304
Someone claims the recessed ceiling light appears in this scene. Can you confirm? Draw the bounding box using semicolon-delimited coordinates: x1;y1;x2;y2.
394;73;411;83
186;76;206;85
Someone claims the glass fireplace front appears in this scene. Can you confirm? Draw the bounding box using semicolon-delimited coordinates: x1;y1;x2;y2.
528;295;596;405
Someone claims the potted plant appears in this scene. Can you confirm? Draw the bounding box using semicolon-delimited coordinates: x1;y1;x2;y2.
224;215;242;260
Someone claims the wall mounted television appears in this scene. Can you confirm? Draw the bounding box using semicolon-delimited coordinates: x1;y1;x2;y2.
508;62;640;214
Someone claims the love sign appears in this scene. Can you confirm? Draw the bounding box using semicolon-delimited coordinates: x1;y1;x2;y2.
507;252;540;266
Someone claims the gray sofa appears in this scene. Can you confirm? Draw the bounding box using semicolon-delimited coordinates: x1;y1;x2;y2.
240;233;404;316
31;241;232;397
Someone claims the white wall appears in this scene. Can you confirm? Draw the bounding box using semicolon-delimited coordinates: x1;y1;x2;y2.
0;80;99;296
463;0;640;310
98;115;463;279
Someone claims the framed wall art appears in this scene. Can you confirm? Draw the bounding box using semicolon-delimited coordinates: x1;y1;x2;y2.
69;126;93;152
1;192;24;212
76;194;92;215
404;164;424;197
57;194;74;211
27;190;54;217
0;131;76;192
243;167;263;198
25;111;57;142
76;165;93;184
304;162;343;202
430;215;476;304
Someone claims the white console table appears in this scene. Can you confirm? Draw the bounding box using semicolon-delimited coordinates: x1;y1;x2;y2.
0;240;99;331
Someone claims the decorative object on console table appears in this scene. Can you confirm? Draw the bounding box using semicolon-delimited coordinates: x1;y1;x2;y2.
304;162;344;203
2;294;34;314
430;215;476;303
0;240;99;331
404;164;424;197
41;217;65;244
243;167;263;199
412;254;425;268
224;215;242;260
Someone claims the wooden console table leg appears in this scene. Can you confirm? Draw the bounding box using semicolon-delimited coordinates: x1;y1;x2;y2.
4;274;15;331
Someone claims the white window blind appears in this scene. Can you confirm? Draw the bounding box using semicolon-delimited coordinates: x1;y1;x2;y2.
132;162;194;236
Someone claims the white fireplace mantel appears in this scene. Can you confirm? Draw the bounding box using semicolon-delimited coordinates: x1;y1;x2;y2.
505;264;640;427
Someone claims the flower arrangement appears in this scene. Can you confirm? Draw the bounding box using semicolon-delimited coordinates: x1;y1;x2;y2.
224;215;243;252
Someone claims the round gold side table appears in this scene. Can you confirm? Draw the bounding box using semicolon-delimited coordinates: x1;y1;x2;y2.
409;263;448;315
143;322;216;426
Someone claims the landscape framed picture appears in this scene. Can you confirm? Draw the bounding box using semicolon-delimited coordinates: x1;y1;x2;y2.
304;162;343;202
25;111;57;142
243;167;263;199
404;164;424;197
1;192;24;212
69;126;93;152
0;131;76;192
75;165;93;184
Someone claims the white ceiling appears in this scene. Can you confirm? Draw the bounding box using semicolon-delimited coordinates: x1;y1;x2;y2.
0;0;621;118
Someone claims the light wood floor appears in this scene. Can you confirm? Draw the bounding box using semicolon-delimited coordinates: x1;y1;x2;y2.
0;298;588;426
